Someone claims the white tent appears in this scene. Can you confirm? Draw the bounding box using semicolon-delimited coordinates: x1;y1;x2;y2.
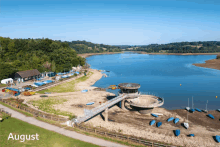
1;78;13;84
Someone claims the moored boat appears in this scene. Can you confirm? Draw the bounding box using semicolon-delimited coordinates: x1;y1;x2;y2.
183;122;189;129
215;135;220;143
153;113;163;116
174;129;180;136
190;109;195;113
195;108;202;112
151;113;158;118
189;134;195;137
150;120;156;126
207;114;215;119
156;122;162;127
217;109;220;112
174;118;179;124
167;117;174;122
86;102;95;105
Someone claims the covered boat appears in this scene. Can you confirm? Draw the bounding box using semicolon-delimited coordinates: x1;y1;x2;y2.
151;113;158;118
86;102;94;105
174;130;180;136
149;120;156;126
195;108;202;112
167;117;174;122
174;118;179;124
156;122;162;127
215;135;220;143
189;134;195;137
207;114;215;119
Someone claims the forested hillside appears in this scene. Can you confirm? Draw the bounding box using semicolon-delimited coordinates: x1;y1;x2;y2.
126;41;220;53
0;37;86;81
66;40;121;53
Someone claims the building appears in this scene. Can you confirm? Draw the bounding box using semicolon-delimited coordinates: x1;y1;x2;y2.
1;78;13;84
14;69;41;82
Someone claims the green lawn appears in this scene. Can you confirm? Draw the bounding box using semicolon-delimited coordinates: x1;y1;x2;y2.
0;117;99;147
37;72;93;94
0;84;7;88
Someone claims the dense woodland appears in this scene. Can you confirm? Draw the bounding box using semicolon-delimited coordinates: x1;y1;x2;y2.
123;41;220;53
66;40;121;53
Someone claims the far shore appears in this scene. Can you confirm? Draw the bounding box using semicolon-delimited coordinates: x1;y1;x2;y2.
77;52;123;58
135;51;220;55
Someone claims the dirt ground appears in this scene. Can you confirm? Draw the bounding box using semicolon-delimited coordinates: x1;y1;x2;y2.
193;59;220;70
19;69;220;147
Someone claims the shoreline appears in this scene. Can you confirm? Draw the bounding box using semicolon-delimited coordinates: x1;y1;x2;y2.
21;68;220;147
134;51;219;55
77;52;123;58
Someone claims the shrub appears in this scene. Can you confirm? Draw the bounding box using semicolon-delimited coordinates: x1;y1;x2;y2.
74;73;77;76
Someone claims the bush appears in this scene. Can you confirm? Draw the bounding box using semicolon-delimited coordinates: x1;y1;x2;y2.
74;73;77;76
69;115;76;120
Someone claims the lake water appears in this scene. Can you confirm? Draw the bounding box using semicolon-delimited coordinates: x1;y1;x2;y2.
86;52;220;110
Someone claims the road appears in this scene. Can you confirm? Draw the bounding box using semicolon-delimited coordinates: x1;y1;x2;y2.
0;104;128;147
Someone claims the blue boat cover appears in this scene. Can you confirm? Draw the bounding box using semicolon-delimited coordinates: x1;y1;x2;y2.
207;114;215;119
174;118;179;124
215;135;220;143
81;89;88;93
5;87;19;92
75;72;79;74
156;122;162;127
174;130;180;136
195;108;202;112
150;120;156;126
189;134;195;137
167;117;174;122
24;87;31;90
190;109;195;113
86;102;94;105
151;113;158;118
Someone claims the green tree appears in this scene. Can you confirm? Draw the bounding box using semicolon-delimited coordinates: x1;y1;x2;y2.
51;60;56;72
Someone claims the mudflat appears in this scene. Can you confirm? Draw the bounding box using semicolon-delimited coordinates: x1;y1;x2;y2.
193;59;220;70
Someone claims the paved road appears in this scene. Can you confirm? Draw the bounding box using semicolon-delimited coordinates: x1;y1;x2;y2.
0;104;127;147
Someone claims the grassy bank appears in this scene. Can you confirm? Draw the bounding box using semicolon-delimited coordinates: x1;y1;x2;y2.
0;84;7;88
37;72;93;94
29;97;74;119
0;117;99;147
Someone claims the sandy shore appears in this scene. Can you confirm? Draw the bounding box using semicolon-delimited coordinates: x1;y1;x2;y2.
20;68;220;147
193;59;220;70
77;52;123;58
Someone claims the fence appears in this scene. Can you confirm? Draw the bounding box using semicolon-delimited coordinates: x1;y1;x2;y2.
0;99;68;122
0;108;12;117
76;124;178;147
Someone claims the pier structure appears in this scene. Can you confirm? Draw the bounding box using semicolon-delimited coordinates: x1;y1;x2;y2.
73;83;164;125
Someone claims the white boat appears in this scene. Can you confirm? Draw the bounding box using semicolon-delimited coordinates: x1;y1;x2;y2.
185;98;190;111
153;113;163;116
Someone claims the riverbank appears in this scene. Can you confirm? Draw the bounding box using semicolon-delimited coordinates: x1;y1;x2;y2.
193;59;220;70
136;51;219;55
19;68;220;147
77;52;123;58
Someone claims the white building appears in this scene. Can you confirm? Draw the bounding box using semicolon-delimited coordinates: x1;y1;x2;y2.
1;78;13;84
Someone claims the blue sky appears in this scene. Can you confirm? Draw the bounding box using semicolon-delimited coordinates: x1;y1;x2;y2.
1;0;220;45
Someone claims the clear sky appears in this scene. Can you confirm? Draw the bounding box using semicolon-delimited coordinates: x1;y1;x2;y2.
1;0;220;45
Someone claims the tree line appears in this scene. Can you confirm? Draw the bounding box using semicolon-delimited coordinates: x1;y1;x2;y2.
0;37;86;81
124;41;220;53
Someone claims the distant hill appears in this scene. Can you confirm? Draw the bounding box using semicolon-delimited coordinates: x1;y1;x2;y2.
66;41;121;53
125;41;220;53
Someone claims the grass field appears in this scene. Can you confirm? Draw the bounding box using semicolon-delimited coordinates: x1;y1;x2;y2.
0;116;99;147
30;97;74;119
0;84;7;88
37;72;93;94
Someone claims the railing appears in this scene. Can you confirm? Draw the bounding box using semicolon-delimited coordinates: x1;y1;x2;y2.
76;124;178;147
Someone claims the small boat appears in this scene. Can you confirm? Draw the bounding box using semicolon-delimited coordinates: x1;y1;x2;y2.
106;70;110;72
195;108;202;112
153;113;163;116
215;135;220;143
189;134;195;137
167;117;174;122
81;89;88;93
190;109;195;113
202;109;208;113
217;109;220;112
86;102;94;105
174;118;179;124
156;122;162;127
174;129;180;136
183;122;189;129
151;113;158;118
149;120;156;126
185;98;190;111
207;114;215;119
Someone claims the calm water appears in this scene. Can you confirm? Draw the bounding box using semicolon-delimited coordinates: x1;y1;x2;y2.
86;52;220;110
